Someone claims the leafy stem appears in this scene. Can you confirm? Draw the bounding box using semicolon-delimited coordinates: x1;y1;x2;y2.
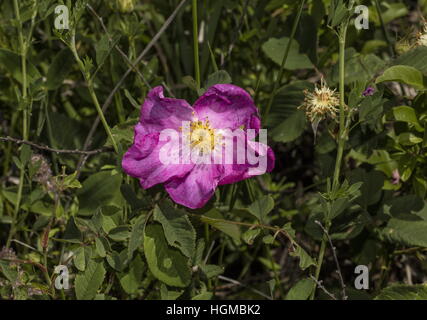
310;21;349;300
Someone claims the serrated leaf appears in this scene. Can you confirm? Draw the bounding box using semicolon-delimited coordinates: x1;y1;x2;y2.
128;214;145;260
375;284;427;300
95;237;107;258
75;260;106;300
382;218;427;247
143;224;191;287
73;247;86;272
153;201;196;258
247;195;274;222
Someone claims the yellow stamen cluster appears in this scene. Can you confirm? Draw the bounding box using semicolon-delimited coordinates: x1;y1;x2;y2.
180;118;222;154
299;81;340;122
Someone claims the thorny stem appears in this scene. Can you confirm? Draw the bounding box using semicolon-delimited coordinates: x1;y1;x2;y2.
192;0;201;89
310;22;348;300
263;0;306;121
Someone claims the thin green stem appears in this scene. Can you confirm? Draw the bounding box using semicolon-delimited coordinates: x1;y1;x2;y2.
263;0;306;120
70;32;119;153
7;0;29;249
332;27;348;189
374;0;394;57
192;0;201;89
310;23;348;300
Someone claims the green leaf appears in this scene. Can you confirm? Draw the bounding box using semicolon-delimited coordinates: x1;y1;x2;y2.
242;228;261;245
106;250;128;272
95;237;107;258
160;284;184;300
128;214;146;260
393;46;427;75
95;34;111;68
262;37;313;70
247;195;274;222
398;132;423;146
143;224;191;287
286;278;315;300
375;284;427;300
153;201;196;259
282;223;316;270
119;255;144;295
270;110;307;143
108;226;130;242
75;259;106;300
328;0;349;27
200;210;241;244
376;65;426;91
205;70;231;89
393;106;423;131
290;245;316;270
0;261;18;283
332;49;386;85
73;247;86;272
200;264;224;279
77;171;123;216
0;48;41;84
182;75;201;93
350;169;385;209
46;48;74;90
382;218;427;247
62;217;82;243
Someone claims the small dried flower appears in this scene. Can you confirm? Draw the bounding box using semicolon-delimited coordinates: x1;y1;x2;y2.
416;21;427;47
362;86;375;97
299;80;340;122
30;154;56;192
0;246;17;260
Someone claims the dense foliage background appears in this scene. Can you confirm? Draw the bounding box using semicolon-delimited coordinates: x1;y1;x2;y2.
1;0;427;300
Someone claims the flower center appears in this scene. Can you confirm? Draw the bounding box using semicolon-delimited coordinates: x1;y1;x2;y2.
179;118;223;155
190;119;217;151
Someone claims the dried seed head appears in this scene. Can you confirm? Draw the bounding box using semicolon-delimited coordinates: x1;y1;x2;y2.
416;21;427;47
0;246;17;260
30;154;56;192
299;80;340;123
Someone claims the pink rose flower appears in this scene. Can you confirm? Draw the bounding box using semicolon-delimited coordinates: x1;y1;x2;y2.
122;84;275;209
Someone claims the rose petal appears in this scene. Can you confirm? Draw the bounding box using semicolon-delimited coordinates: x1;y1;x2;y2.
217;134;275;185
140;86;194;134
193;84;260;130
122;124;194;188
165;164;223;209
